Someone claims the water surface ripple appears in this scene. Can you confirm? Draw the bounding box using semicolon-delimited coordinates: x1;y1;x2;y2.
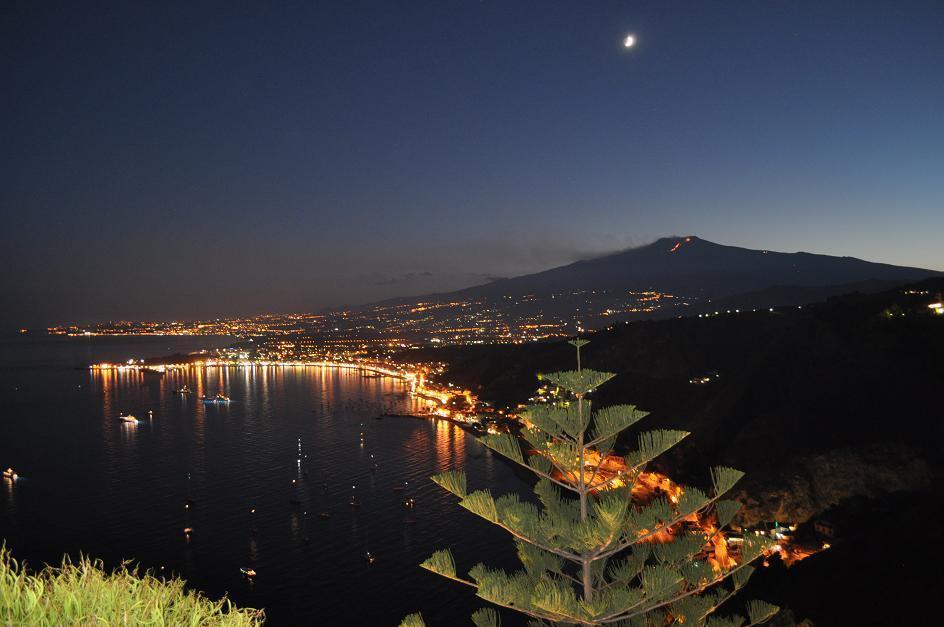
0;337;528;624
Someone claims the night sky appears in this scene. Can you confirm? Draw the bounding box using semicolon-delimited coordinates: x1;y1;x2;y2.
2;1;942;328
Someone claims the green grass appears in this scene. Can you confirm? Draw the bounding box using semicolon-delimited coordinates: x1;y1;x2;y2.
0;546;263;625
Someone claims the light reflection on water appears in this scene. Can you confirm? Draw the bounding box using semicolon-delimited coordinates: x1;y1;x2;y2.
0;344;528;625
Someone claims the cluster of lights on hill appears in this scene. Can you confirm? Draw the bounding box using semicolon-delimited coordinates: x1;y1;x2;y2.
46;288;698;347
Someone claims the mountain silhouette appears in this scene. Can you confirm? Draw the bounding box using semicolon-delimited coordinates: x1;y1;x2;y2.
445;235;941;301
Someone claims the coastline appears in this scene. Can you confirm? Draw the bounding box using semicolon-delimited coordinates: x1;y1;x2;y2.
88;358;475;419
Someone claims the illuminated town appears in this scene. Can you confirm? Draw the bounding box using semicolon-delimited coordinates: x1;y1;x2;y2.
46;289;698;346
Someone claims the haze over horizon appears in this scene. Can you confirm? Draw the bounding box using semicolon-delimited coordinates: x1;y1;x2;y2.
8;234;942;329
3;1;942;327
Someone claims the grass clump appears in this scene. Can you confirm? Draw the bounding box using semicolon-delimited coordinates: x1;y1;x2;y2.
0;545;263;625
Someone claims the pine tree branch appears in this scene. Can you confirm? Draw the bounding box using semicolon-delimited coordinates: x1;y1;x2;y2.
471;513;584;562
595;556;760;623
587;462;646;494
582;466;645;561
487;431;589;498
538;451;587;494
597;572;631;592
589;490;634;559
701;586;736;622
475;575;592;626
433;571;478;588
584;438;618;494
493;428;585;494
524;454;585;494
745;614;773;626
584;434;610;449
596;491;726;561
548;567;584;587
478;597;582;624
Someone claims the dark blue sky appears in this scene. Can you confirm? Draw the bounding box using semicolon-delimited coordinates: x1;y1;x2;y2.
2;1;942;326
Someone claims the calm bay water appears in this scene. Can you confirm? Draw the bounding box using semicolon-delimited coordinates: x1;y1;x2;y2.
0;335;527;625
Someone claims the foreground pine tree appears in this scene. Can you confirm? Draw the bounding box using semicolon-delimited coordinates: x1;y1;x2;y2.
403;340;779;626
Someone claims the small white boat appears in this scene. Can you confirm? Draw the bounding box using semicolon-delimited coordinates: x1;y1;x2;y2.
2;468;17;480
119;414;138;424
201;393;231;404
174;386;192;395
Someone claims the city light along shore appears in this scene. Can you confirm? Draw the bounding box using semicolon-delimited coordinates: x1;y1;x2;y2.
88;358;475;419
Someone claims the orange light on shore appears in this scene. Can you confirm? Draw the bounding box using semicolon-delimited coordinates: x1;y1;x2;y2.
88;358;476;421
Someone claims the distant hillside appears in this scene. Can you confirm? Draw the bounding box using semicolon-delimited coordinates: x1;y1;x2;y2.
404;277;944;517
387;236;941;306
402;278;944;625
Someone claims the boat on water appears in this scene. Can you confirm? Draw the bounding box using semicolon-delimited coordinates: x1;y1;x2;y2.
2;468;17;480
240;567;256;577
365;552;376;564
173;386;192;395
201;393;231;404
119;414;138;424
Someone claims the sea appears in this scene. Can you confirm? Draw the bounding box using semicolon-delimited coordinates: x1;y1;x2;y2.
0;334;529;625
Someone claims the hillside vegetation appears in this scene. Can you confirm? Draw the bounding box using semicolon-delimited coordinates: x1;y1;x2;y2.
0;546;262;626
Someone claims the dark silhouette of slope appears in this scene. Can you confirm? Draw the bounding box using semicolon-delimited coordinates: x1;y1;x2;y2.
411;278;944;480
683;278;907;316
418;236;941;303
402;278;944;625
